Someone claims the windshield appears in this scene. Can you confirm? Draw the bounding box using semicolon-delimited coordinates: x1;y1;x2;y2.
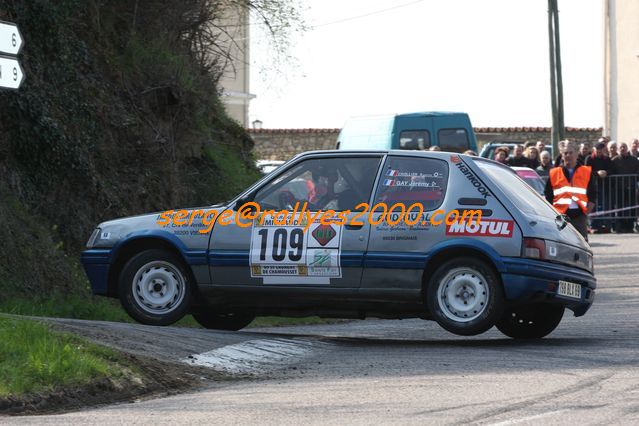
474;159;558;219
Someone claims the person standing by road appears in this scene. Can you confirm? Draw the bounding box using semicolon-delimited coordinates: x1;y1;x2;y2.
545;141;597;240
553;140;567;167
608;141;619;160
585;142;613;233
494;147;509;164
630;139;639;158
508;144;535;168
536;150;553;179
578;143;590;165
524;146;540;169
611;142;639;233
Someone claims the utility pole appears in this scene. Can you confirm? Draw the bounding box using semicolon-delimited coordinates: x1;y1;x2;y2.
547;0;565;155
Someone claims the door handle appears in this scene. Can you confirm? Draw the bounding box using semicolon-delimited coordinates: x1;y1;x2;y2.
345;223;364;230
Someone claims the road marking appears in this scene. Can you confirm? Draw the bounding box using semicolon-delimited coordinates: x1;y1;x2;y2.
488;409;571;426
182;338;326;375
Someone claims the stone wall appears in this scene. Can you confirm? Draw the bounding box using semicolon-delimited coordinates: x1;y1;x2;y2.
250;129;340;160
249;127;603;161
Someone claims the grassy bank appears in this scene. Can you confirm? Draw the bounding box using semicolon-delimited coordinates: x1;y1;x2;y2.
0;317;126;396
0;295;340;329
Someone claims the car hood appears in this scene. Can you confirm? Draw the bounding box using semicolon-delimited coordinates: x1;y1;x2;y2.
90;206;226;248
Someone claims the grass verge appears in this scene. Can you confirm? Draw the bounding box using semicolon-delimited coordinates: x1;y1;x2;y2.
0;295;344;329
0;317;123;396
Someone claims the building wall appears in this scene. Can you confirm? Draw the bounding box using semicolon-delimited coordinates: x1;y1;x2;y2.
604;0;639;141
249;127;603;161
217;3;253;127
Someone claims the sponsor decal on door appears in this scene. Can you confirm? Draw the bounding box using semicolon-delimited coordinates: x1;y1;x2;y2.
445;219;514;237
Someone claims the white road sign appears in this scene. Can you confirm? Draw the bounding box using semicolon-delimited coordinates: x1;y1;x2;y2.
0;55;25;89
0;20;23;56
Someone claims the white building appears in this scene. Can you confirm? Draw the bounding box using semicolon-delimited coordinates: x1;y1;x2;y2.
603;0;639;141
217;3;255;127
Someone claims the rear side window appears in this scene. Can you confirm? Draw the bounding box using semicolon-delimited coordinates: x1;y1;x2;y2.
374;156;449;211
438;128;469;152
399;130;430;150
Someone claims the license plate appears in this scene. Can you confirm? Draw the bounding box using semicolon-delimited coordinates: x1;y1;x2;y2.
558;280;582;299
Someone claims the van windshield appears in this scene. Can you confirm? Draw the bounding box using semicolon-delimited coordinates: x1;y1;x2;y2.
338;115;394;149
473;159;558;219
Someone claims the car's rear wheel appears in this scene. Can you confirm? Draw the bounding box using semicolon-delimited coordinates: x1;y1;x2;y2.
192;311;255;331
118;249;192;326
427;257;504;336
496;304;565;339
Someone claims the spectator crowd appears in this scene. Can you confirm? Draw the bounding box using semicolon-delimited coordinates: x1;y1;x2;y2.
491;137;639;234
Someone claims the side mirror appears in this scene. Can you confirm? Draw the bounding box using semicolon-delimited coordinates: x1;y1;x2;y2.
234;196;255;211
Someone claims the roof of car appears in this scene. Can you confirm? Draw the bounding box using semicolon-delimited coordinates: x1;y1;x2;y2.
294;149;470;160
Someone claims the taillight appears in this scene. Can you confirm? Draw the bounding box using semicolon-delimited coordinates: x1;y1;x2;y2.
522;238;546;259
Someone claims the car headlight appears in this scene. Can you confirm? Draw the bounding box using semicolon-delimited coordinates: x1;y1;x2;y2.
86;228;101;248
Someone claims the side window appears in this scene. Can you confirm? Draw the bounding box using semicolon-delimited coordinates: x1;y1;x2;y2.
374;156;449;211
400;130;431;150
254;157;381;211
438;128;469;152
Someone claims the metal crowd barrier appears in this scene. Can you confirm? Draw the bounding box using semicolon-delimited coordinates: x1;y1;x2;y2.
589;174;639;232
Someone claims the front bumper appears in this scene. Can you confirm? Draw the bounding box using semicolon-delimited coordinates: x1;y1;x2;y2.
501;257;596;317
81;249;112;295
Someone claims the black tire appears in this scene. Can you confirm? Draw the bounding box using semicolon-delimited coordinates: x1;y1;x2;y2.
118;249;192;326
192;311;255;331
427;257;504;336
496;304;565;339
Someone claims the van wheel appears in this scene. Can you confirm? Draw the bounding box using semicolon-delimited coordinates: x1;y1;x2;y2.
192;311;255;331
118;249;192;326
496;304;564;339
427;257;504;336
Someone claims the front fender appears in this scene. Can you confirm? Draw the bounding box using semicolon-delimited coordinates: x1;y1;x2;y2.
110;230;208;265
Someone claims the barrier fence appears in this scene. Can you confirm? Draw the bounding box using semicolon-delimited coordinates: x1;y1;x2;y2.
589;173;639;232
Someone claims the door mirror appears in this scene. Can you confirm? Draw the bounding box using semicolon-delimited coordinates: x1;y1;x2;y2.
234;196;255;211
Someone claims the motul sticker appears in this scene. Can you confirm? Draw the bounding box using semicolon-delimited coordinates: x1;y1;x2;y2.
445;219;514;237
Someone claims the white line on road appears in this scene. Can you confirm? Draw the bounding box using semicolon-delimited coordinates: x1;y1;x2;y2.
488;409;571;426
182;338;328;375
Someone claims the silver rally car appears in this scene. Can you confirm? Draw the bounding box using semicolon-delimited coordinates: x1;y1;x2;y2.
81;150;596;338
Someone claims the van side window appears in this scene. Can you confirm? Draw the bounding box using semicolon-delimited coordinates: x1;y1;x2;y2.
438;128;469;152
399;130;430;150
373;156;449;211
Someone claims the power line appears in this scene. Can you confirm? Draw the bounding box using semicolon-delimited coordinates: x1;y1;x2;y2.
310;0;425;29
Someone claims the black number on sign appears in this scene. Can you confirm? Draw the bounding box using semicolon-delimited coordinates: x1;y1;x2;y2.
258;228;268;261
272;228;287;261
12;33;17;47
289;228;303;261
13;67;17;81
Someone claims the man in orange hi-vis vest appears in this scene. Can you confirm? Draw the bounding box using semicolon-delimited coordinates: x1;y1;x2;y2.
544;141;597;240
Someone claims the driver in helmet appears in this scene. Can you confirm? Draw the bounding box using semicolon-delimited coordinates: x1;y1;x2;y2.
306;165;339;210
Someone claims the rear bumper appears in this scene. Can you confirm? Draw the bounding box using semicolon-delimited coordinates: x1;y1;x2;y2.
81;249;112;296
501;258;596;317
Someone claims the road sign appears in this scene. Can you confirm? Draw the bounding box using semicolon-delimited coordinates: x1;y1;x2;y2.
0;55;25;89
0;20;23;56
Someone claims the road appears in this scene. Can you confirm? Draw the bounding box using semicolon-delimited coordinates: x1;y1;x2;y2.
9;234;639;425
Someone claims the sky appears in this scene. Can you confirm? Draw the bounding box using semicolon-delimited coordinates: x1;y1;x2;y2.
249;0;603;129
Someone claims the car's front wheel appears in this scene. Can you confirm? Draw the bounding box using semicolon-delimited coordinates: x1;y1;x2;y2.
496;304;564;339
192;311;255;331
427;257;504;336
118;249;192;326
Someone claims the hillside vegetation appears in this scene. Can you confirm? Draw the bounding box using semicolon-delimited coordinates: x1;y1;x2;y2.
0;1;261;304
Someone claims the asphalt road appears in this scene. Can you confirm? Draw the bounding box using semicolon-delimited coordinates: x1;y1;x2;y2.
9;234;639;425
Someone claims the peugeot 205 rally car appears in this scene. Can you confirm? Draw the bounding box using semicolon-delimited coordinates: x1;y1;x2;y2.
81;150;596;338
